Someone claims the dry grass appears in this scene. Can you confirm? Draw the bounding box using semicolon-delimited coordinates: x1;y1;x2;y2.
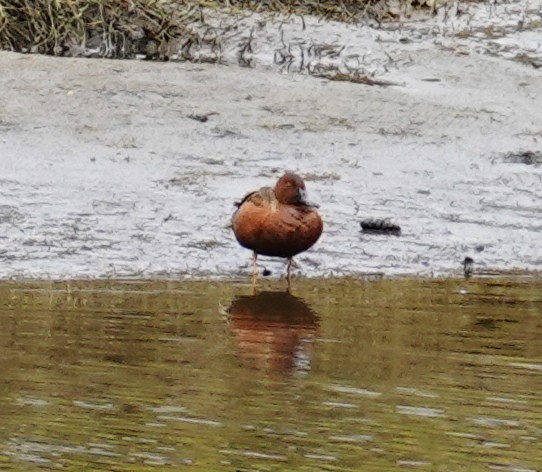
0;0;414;58
0;0;202;57
219;0;383;21
314;70;400;86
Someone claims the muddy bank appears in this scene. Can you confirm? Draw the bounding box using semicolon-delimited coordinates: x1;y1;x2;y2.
0;4;541;279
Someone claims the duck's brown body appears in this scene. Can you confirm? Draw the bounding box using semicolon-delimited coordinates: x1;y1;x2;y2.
232;173;323;285
233;193;322;258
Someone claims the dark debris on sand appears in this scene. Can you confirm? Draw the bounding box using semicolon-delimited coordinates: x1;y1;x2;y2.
360;218;402;236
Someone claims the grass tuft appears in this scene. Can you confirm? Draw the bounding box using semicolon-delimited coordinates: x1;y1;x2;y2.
0;0;439;59
0;0;202;58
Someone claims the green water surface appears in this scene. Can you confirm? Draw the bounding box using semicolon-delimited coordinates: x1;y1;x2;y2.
0;277;541;471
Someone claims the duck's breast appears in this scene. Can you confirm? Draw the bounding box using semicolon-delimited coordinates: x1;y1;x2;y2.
265;205;323;257
233;195;323;258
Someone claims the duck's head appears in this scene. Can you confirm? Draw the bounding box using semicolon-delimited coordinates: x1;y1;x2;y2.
274;173;318;207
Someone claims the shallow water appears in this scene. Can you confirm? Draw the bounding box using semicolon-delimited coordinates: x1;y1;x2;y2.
1;277;541;471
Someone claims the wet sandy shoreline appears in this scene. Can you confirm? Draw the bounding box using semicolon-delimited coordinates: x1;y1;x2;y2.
1;4;541;280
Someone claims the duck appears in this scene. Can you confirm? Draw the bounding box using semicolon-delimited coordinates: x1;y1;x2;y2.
232;173;323;286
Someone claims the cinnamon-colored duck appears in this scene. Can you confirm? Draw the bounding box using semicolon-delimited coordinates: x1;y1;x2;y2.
232;173;323;285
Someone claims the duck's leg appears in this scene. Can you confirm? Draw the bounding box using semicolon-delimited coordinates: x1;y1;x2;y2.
251;252;258;286
286;258;293;290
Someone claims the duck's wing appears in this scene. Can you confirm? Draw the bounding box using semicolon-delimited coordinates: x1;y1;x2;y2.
234;186;277;208
232;187;278;238
234;191;258;208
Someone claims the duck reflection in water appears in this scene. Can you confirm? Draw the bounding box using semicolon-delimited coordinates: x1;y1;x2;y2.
228;291;319;375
